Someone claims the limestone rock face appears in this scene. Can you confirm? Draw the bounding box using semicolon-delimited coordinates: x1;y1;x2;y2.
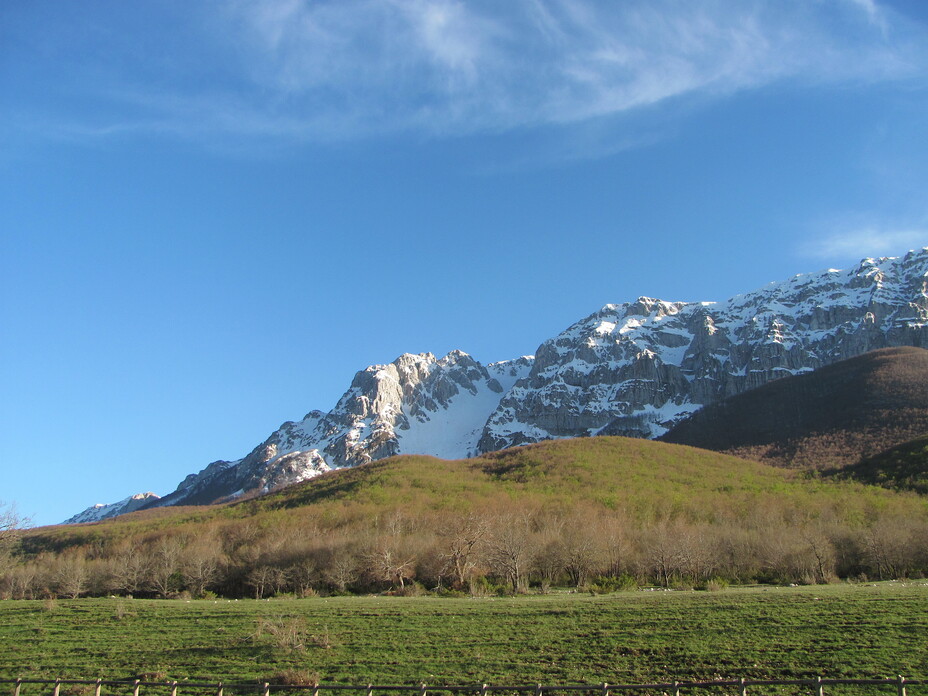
478;249;928;450
148;351;532;507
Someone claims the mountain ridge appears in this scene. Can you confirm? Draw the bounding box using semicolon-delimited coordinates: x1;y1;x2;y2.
65;248;928;523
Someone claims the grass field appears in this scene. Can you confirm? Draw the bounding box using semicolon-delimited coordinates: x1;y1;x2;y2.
1;583;926;690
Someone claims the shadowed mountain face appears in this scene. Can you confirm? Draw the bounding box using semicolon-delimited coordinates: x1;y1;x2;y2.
660;346;928;469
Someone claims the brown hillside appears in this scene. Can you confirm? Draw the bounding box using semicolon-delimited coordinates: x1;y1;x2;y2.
660;346;928;469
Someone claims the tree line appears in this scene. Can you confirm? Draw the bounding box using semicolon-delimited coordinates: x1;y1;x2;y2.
2;501;926;599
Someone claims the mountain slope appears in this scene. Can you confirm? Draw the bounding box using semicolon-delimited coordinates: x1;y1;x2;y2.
28;438;928;597
659;346;928;469
40;436;928;543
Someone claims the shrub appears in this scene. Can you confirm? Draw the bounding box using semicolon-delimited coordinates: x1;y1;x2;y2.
268;670;320;687
588;573;638;594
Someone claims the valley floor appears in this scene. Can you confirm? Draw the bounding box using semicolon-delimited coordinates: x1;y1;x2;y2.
1;583;926;688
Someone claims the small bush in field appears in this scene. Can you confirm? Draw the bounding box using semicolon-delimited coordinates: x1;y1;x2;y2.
268;670;320;686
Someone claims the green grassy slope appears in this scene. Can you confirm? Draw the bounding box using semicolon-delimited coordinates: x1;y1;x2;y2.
26;436;926;553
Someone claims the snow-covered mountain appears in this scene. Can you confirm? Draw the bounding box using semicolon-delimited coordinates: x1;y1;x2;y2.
148;351;533;508
480;248;928;449
64;248;928;522
63;492;160;524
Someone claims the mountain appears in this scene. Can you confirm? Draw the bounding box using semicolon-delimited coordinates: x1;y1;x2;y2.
149;352;533;508
65;248;928;521
480;249;928;449
63;492;161;524
659;346;928;469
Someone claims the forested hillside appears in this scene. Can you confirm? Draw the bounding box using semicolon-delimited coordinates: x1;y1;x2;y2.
7;437;927;599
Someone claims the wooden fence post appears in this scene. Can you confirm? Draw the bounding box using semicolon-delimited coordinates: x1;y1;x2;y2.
53;679;61;696
170;683;177;696
14;679;22;696
216;682;223;696
132;680;140;696
94;679;102;696
897;676;906;696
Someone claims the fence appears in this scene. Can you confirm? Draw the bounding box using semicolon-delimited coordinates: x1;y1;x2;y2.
2;678;923;696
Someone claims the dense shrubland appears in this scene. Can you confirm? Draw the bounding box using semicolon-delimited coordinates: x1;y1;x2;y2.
4;438;928;599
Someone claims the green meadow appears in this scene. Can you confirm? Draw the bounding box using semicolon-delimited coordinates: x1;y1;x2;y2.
2;583;926;688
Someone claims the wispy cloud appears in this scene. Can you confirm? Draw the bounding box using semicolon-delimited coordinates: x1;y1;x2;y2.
10;0;928;143
802;228;928;260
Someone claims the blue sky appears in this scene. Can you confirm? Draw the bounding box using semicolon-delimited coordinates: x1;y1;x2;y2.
2;0;927;526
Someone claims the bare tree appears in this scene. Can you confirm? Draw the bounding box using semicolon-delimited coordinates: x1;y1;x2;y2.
800;523;836;584
288;557;318;597
147;537;183;597
247;565;278;599
54;550;89;599
325;551;359;593
108;542;150;596
561;513;607;588
640;521;691;588
8;562;38;600
368;540;416;591
864;517;914;580
182;538;223;597
438;513;488;590
0;501;27;577
486;513;532;592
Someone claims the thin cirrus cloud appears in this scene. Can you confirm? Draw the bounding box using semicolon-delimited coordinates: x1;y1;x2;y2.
19;0;928;143
802;229;928;260
200;0;926;139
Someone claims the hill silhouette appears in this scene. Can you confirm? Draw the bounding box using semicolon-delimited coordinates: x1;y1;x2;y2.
660;346;928;470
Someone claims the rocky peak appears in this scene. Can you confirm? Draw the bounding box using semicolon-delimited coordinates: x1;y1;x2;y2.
62;492;161;525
